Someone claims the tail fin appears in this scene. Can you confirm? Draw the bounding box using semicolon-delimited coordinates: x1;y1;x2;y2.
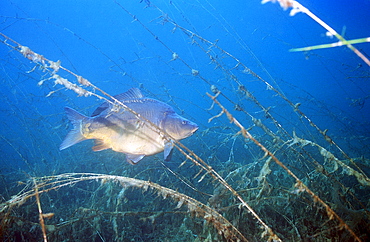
60;107;87;150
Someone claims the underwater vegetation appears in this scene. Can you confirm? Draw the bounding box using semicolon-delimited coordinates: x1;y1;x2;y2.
0;0;369;241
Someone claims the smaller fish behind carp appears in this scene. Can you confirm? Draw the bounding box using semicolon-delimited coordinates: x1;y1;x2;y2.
60;88;198;164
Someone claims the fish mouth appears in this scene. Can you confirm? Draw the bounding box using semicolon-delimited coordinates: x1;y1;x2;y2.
183;126;198;139
192;126;199;134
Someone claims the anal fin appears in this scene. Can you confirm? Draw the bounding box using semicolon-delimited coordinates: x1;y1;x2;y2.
92;140;110;151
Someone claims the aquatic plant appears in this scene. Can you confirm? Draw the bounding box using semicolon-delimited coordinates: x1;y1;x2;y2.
263;0;370;66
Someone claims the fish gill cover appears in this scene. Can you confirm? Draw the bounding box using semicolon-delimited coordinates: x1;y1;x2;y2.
0;0;369;241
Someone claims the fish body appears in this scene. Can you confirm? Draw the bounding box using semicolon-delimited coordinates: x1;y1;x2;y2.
60;88;198;164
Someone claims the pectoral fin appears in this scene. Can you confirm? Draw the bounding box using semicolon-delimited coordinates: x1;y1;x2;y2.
164;141;174;161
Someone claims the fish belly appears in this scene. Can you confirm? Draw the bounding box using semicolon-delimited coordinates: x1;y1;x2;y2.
110;130;164;156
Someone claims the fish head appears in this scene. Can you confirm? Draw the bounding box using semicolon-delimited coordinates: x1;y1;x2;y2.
163;113;198;140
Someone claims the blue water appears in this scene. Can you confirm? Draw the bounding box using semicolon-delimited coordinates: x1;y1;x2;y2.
0;0;369;241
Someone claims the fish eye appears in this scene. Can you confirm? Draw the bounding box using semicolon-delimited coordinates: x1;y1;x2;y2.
182;120;188;125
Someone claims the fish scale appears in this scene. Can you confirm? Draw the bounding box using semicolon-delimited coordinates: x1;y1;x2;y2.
60;88;198;164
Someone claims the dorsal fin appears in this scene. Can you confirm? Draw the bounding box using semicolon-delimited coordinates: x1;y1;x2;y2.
91;88;144;117
114;88;144;101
